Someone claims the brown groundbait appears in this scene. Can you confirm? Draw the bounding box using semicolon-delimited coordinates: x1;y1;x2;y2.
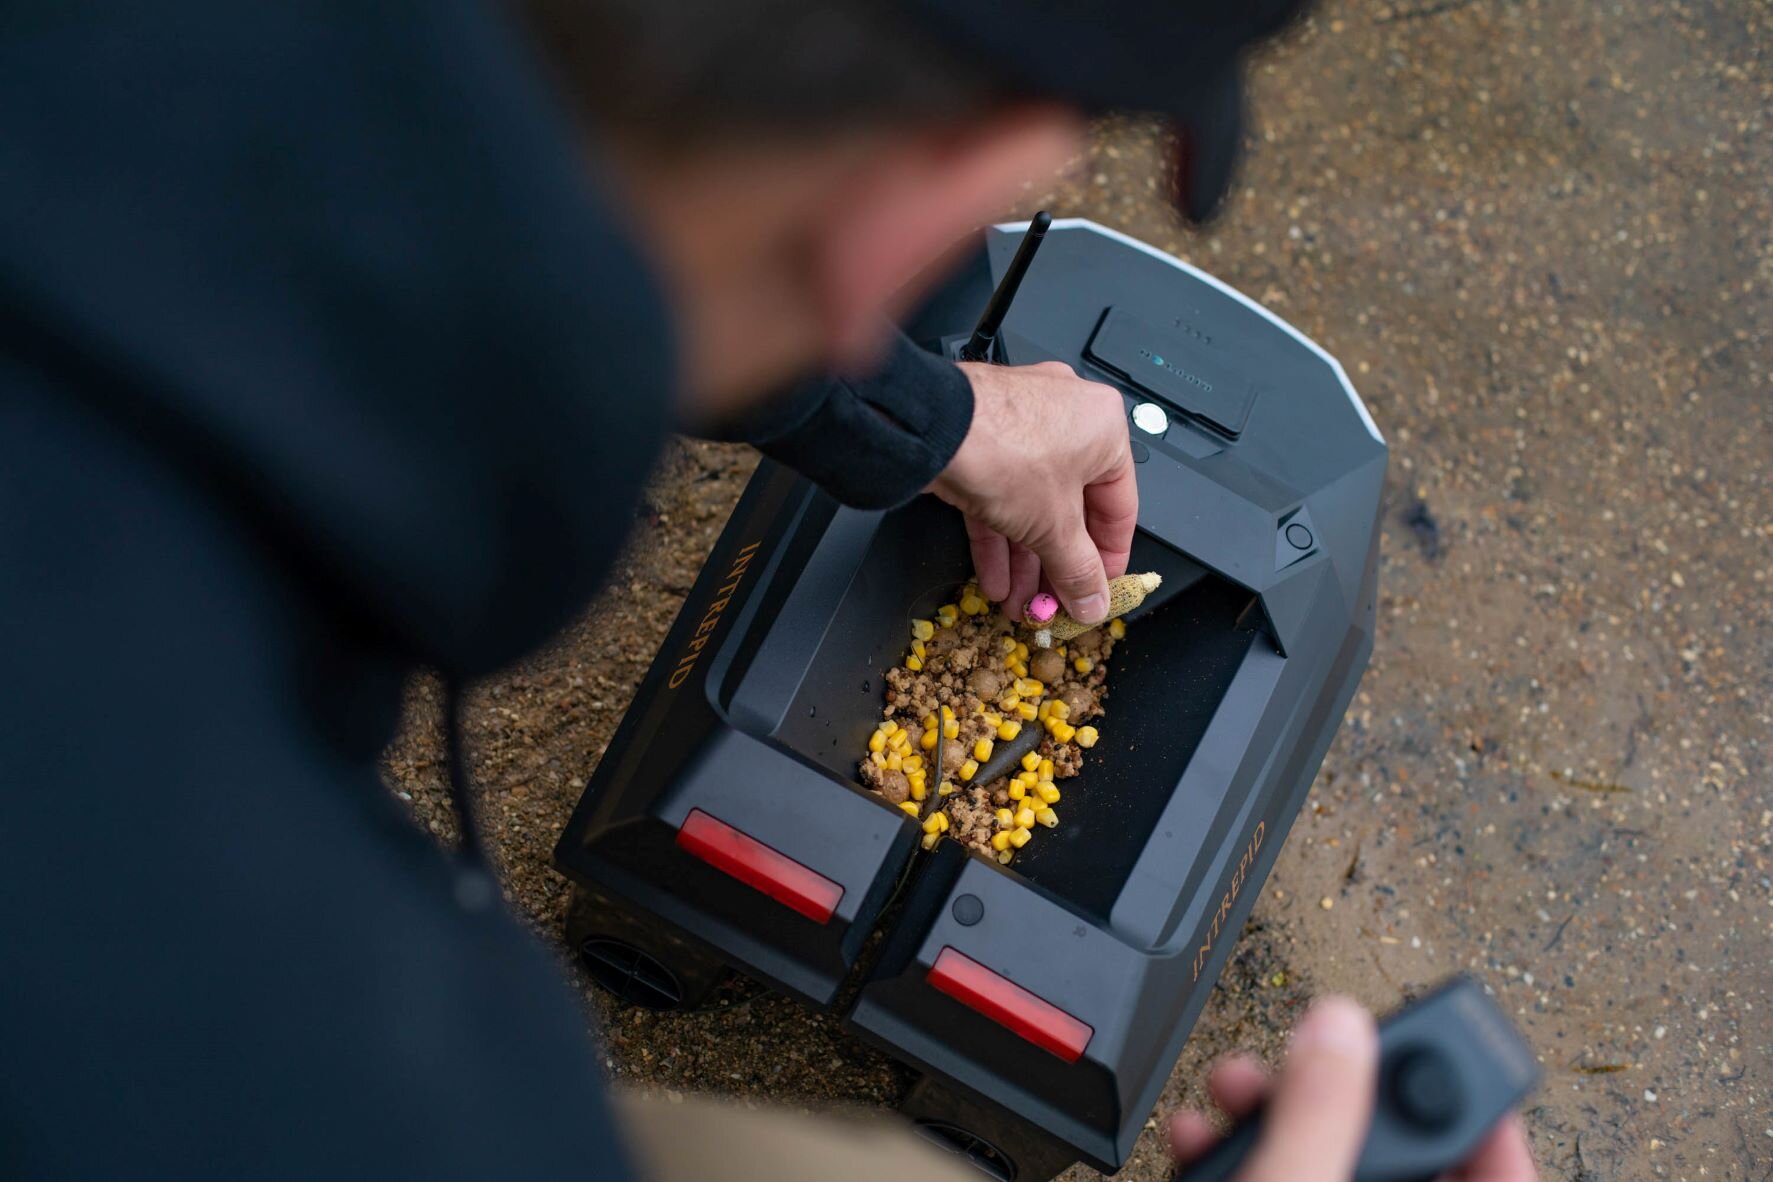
857;585;1124;865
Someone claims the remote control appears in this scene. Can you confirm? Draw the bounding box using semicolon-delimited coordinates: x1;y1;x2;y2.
1175;977;1539;1182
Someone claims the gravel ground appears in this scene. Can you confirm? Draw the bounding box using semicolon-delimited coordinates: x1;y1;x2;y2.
382;1;1770;1178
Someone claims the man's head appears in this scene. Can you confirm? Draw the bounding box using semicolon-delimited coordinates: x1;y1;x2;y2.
515;0;1307;414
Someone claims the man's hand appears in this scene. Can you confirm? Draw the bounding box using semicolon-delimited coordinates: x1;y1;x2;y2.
930;361;1136;624
1168;997;1539;1182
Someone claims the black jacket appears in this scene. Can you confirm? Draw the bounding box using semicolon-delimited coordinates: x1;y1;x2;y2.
0;1;969;1177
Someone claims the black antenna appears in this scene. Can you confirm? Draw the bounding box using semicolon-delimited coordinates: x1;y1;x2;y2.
958;210;1052;363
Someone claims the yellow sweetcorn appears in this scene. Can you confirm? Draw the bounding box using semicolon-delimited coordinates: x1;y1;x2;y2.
1074;725;1099;749
997;850;1014;865
1020;751;1041;773
973;737;994;762
1015;701;1038;721
922;813;943;834
935;812;950;832
910;779;927;802
905;655;923;672
959;758;979;781
1036;700;1054;721
1049;699;1070;721
1002;653;1018;670
991;830;1012;852
1014;642;1029;661
1015;807;1036;829
922;832;941;851
1009;660;1028;678
911;618;935;641
881;720;898;735
898;801;921;818
912;639;927;660
1000;636;1018;654
982;711;1003;729
938;781;956;796
1009;827;1032;849
1035;807;1059;828
868;730;886;753
941;704;955;720
885;752;902;771
921;728;938;750
998;693;1021;712
1073;656;1093;674
890;729;911;750
997;720;1021;742
959;591;987;615
942;718;960;740
903;754;922;773
996;807;1015;829
1008;781;1025;802
1051;721;1077;744
1038;758;1054;780
871;750;887;768
1108;618;1126;639
1015;678;1044;698
938;603;960;624
1035;782;1061;805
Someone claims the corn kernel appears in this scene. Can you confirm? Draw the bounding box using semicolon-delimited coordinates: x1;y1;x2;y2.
905;655;923;671
937;812;950;832
1052;721;1076;744
1038;758;1053;780
1035;807;1059;828
1035;782;1061;805
1049;699;1070;721
1020;751;1041;773
959;758;979;781
973;738;994;762
1016;678;1044;698
912;639;927;659
1074;725;1099;749
906;754;925;771
922;832;941;850
1008;781;1025;801
998;693;1020;712
871;750;886;767
939;603;960;620
960;594;986;615
996;721;1020;742
868;730;886;753
885;752;902;771
938;781;956;796
1015;702;1038;721
1003;653;1018;669
1108;618;1126;639
1009;660;1028;678
1009;827;1032;849
992;830;1012;852
941;704;955;720
911;618;935;641
898;801;920;817
880;720;898;736
1015;807;1036;829
982;712;1003;729
1073;656;1093;674
1014;642;1029;661
943;718;960;740
997;850;1014;865
921;728;938;750
890;729;911;750
1000;636;1018;654
922;813;943;834
910;781;927;802
996;808;1015;829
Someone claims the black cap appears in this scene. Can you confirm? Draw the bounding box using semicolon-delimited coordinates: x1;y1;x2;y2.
904;0;1311;222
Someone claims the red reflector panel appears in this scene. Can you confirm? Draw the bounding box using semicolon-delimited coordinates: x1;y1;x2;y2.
928;947;1093;1063
675;809;843;924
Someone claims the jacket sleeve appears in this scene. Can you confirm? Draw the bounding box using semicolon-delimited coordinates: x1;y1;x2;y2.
708;330;974;510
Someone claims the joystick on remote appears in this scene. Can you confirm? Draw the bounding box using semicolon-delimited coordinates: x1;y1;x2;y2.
1174;977;1539;1182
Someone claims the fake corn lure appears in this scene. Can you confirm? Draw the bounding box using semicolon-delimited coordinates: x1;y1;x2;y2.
1023;572;1161;649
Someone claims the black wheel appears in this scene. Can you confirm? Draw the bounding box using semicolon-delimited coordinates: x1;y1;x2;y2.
563;885;731;1012
899;1076;1076;1182
914;1119;1017;1182
577;937;689;1010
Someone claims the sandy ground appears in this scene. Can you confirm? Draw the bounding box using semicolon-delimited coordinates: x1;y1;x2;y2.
382;1;1771;1178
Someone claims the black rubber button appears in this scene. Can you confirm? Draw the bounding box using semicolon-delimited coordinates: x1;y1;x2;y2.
1389;1048;1463;1132
1130;440;1150;464
1285;522;1314;550
951;894;984;926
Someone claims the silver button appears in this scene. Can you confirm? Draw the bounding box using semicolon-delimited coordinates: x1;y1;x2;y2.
1131;401;1170;436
